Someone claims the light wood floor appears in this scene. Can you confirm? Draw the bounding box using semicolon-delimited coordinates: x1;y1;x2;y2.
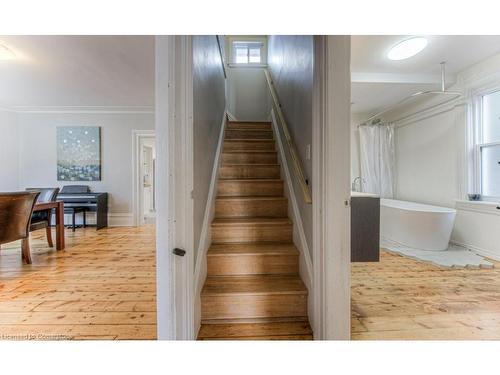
5;226;499;340
352;250;500;340
0;226;156;340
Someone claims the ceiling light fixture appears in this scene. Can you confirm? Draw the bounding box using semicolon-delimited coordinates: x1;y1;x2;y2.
0;43;16;60
387;37;428;61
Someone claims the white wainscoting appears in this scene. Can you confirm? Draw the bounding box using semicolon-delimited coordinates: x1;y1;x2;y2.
452;200;500;261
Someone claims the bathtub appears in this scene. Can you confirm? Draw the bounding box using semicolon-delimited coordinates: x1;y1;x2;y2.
380;199;456;251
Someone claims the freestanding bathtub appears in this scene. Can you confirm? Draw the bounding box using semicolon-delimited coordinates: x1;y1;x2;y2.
380;199;457;251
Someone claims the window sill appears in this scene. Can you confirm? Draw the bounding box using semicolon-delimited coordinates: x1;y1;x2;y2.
227;63;268;69
455;199;500;216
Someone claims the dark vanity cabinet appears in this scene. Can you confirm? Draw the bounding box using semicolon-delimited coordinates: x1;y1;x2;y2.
351;196;380;262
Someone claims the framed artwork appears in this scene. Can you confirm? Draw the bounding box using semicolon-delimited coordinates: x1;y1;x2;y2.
57;126;101;181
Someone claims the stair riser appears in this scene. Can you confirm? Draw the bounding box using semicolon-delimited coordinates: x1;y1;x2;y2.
201;294;308;320
218;180;283;197
207;254;299;276
225;130;273;140
227;122;271;130
212;224;292;243
222;152;278;164
224;141;275;151
215;199;287;218
220;166;280;179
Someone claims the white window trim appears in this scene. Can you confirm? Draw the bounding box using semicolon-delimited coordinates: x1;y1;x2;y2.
471;87;500;202
228;38;267;67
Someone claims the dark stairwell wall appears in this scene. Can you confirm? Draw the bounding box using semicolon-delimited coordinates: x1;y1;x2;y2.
267;35;314;256
193;36;226;262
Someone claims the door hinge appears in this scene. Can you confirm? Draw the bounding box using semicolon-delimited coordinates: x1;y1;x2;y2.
172;248;186;257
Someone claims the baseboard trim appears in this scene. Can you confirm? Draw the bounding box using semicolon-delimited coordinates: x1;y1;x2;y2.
193;110;227;336
109;213;135;227
450;240;500;261
53;212;134;227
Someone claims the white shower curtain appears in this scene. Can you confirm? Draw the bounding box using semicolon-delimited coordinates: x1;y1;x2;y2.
359;123;395;198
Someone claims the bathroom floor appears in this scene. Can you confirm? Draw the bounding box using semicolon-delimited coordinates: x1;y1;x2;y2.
352;250;500;340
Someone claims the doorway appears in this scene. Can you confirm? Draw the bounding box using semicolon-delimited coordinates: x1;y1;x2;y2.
140;136;156;224
133;130;156;226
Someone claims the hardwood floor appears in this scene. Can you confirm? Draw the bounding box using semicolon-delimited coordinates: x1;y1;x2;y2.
352;250;500;340
0;225;156;340
7;204;498;340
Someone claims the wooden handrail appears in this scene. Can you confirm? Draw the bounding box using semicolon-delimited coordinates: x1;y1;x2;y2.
216;36;227;79
264;69;312;204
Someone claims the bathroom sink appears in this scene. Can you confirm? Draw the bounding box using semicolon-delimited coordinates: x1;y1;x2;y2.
351;191;379;198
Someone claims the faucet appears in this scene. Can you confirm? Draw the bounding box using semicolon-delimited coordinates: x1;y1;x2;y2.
352;176;365;192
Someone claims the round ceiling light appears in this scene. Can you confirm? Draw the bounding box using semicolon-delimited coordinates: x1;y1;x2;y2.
0;43;16;60
387;37;428;61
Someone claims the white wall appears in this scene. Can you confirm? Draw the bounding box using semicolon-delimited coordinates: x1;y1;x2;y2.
224;35;270;121
381;51;500;260
16;111;154;219
0;110;19;191
226;67;270;121
394;108;463;208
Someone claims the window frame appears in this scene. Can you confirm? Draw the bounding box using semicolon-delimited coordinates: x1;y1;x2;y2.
229;39;267;67
472;88;500;201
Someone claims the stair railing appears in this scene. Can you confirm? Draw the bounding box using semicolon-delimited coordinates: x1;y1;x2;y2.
264;69;312;204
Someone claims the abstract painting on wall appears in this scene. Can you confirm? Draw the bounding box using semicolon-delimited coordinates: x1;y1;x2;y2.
57;126;101;181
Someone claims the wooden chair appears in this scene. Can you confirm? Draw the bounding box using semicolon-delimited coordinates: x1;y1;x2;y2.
26;188;60;247
0;191;40;264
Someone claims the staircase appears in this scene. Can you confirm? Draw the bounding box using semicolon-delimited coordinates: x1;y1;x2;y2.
197;120;313;340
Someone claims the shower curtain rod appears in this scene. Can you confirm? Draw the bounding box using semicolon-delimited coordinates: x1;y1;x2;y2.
359;62;462;126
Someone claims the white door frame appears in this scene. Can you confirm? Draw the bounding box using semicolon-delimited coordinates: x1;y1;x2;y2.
155;35;194;340
312;35;351;340
132;129;156;227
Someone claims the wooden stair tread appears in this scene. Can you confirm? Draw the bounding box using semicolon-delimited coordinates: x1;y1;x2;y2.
222;150;277;154
216;196;287;201
218;178;282;182
201;316;308;324
226;129;273;132
224;139;275;143
200;116;312;337
212;217;292;226
228;121;272;124
198;321;312;339
201;275;307;296
217;179;284;197
208;243;299;256
222;163;279;166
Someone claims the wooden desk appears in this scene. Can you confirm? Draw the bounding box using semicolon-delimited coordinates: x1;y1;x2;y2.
33;201;65;250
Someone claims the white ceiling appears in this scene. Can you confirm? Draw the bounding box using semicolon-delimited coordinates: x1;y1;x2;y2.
3;35;500;115
351;35;500;116
0;36;154;109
